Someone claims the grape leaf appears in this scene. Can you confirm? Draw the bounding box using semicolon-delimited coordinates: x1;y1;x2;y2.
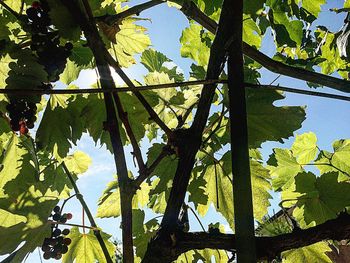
62;227;115;263
47;0;81;41
301;0;326;17
64;151;92;175
196;151;271;230
36;94;87;158
291;132;318;164
316;139;350;181
133;209;158;259
180;23;211;66
97;176;150;218
141;48;171;72
243;14;262;48
60;59;83;85
282;172;350;225
0;214;51;262
109;18;151;67
246;88;306;148
268;148;303;191
282;241;332;263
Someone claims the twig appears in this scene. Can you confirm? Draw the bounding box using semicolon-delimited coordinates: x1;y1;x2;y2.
96;0;165;25
48;220;99;231
134;145;172;188
60;194;77;214
61;162;113;263
105;51;174;138
112;92;146;172
186;205;206;232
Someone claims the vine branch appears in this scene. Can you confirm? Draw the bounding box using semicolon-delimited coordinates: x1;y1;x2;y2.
59;0;134;261
105;51;174;138
142;213;350;262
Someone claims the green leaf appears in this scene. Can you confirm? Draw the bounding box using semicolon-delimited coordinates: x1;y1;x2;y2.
301;0;326;17
80;93;114;152
97;176;150;218
36;95;87;158
47;0;81;41
141;48;171;72
133;209;158;259
197;152;271;229
62;227;115;263
268;148;303;191
282;172;350;225
243;0;265;14
291;132;318;164
180;23;211;66
110;18;151;67
316;139;350;181
246;89;306;148
59;59;83;85
63;151;92;175
0;214;51;262
243;15;262;48
282;242;332;263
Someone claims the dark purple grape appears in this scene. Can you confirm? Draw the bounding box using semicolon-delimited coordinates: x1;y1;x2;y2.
52;228;61;237
43;251;51;260
62;229;70;236
63;238;71;245
55;253;62;260
43;238;50;245
41;244;50;252
26;7;39;20
64;42;73;50
57;236;64;243
61;245;68;254
49;238;57;246
50;251;57;258
52;213;61;221
53;206;60;213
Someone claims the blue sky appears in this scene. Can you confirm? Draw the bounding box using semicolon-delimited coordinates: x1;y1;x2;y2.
3;0;350;262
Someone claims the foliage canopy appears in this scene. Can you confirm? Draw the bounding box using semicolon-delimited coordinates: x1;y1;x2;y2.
0;0;350;262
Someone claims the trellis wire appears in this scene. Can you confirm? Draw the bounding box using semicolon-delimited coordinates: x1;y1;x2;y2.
0;79;349;102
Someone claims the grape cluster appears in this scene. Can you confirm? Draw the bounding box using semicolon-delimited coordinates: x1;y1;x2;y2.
26;1;72;82
6;1;73;133
42;206;72;260
6;99;37;134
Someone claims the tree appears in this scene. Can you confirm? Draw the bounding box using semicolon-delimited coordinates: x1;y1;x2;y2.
0;0;350;262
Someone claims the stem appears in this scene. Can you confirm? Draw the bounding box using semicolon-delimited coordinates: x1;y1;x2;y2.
112;92;146;173
134;145;173;188
96;0;165;25
186;205;206;232
48;220;99;231
105;52;174;138
61;162;113;263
